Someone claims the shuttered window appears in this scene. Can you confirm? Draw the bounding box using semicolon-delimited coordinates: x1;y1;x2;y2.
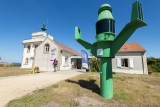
116;58;134;68
129;58;134;68
44;44;50;54
117;58;121;68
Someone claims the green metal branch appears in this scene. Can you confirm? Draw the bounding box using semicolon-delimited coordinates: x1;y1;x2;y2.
112;19;147;54
75;27;95;56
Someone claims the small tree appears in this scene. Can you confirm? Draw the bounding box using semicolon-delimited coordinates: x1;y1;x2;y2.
89;58;100;72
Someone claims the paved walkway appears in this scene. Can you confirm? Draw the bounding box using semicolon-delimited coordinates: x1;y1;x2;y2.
0;70;84;107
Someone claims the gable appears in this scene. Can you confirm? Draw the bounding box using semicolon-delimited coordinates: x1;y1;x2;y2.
37;38;58;50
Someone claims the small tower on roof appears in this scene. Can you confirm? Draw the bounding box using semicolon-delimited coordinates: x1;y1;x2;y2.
41;23;47;32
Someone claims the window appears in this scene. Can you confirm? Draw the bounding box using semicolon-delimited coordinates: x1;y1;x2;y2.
64;56;69;67
35;45;38;48
65;56;69;62
44;44;50;53
25;58;29;65
27;46;30;53
117;58;134;68
121;59;129;67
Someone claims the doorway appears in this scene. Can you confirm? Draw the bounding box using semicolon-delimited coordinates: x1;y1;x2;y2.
71;58;82;69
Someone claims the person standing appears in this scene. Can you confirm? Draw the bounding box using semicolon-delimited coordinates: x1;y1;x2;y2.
53;59;58;72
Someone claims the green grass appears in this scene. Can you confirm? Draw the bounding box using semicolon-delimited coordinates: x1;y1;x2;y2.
0;67;31;77
7;72;160;107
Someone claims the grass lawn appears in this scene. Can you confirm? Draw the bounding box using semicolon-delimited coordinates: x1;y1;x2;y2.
7;72;160;107
0;67;31;77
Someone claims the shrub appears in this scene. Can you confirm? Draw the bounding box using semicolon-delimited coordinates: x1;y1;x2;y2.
147;57;160;73
89;58;100;72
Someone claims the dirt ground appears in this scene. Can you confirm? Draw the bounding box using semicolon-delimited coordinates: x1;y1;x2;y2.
0;70;84;107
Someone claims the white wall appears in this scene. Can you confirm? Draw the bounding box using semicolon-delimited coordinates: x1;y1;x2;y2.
21;44;34;68
34;38;59;71
60;51;72;70
21;42;42;68
112;52;147;74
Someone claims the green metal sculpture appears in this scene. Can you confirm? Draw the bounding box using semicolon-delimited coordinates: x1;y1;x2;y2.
75;1;147;99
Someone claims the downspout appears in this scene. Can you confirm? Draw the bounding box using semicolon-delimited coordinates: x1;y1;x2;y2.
141;52;144;74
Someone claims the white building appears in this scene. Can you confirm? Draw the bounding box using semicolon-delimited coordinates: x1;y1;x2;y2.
112;42;148;74
21;29;80;71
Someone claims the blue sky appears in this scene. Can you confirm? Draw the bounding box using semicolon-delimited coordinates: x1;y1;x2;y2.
0;0;159;63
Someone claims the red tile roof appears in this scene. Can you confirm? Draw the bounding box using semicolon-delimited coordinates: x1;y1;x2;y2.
54;40;80;56
118;42;146;52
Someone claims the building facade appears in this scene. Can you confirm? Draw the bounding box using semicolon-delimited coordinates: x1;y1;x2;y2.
21;30;80;71
112;43;148;74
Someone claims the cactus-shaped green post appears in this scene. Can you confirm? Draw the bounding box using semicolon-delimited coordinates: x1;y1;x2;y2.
75;1;147;99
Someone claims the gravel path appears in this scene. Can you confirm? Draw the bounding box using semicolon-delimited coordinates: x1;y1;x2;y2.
0;70;84;107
